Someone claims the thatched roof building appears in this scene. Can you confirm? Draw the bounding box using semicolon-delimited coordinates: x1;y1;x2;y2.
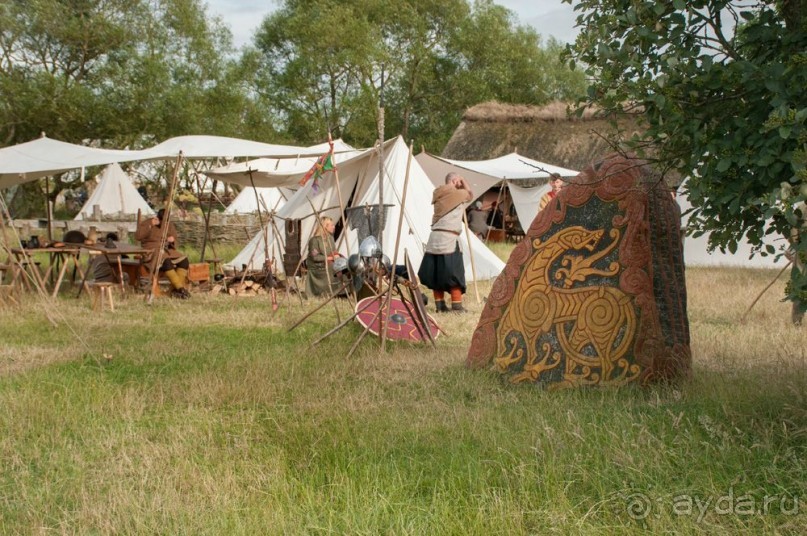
441;101;642;171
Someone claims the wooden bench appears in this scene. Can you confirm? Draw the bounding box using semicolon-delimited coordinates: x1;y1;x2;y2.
86;281;115;311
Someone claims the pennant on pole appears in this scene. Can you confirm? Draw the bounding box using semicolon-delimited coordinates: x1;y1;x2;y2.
299;134;335;194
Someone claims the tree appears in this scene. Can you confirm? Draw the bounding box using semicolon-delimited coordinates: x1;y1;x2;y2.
564;0;807;307
0;0;264;215
250;0;586;149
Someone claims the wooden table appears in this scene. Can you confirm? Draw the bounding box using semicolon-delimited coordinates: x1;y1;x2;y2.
78;243;151;296
10;246;86;298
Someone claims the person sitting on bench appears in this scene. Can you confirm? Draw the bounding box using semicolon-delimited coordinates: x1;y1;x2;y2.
135;208;190;299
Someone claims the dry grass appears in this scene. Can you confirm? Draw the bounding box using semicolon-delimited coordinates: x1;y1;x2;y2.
0;254;805;534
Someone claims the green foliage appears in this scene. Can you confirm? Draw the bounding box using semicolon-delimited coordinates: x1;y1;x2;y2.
251;0;586;149
0;0;277;215
564;0;807;303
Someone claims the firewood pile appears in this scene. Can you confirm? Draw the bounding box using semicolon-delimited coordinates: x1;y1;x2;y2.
209;268;291;298
211;279;271;297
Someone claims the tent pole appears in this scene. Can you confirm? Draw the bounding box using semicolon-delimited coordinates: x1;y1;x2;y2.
333;160;351;257
248;170;270;271
462;210;481;305
486;181;506;243
381;140;414;351
45;176;52;243
267;211;294;310
255;195;280;312
0;194;58;323
376;64;385;258
203;179;220;262
192;162;217;262
148;153;183;304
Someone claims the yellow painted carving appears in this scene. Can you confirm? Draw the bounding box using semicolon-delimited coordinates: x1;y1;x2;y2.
495;226;641;385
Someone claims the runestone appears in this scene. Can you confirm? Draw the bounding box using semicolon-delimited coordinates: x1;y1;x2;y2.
466;154;691;387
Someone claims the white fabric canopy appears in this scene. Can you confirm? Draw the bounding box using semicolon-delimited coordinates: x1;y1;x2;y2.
225;186;294;214
135;135;355;160
416;152;578;200
508;182;551;235
74;163;154;220
203;150;364;188
0;135;355;189
0;137;143;189
229;137;505;281
416;151;579;233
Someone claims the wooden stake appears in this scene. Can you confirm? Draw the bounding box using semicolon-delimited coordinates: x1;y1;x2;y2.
740;260;792;323
311;296;378;347
287;281;349;332
485;181;506;243
148;153;183;303
381;141;414;351
462;209;481;305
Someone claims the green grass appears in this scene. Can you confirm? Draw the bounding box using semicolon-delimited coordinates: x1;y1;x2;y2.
0;261;805;534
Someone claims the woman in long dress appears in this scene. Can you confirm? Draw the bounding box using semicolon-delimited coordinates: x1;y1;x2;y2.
305;216;342;297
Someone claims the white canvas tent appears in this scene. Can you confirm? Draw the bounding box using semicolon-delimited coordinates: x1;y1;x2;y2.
224;186;294;214
416;152;579;235
0;135;355;189
220;137;505;281
74;163;154;220
678;182;785;268
0;136;144;189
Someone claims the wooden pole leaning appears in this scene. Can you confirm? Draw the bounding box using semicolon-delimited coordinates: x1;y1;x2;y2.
740;260;792;324
304;197;341;324
330;140;351;258
310;295;378;348
267;213;295;310
148;152;183;304
191;162;217;262
287;280;350;332
485;181;506;243
0;195;57;324
381;141;414;352
462;210;481;305
0;197;22;301
248;170;271;269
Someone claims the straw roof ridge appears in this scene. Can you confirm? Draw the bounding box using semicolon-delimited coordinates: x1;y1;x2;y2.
462;101;642;123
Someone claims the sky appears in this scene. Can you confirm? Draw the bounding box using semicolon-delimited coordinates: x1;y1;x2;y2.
205;0;580;50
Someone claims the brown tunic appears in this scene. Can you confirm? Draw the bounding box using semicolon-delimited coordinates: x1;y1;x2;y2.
135;218;187;268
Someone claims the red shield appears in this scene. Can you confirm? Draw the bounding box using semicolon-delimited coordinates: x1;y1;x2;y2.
355;296;440;342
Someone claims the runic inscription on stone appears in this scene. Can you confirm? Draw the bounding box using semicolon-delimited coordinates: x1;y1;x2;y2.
467;154;691;388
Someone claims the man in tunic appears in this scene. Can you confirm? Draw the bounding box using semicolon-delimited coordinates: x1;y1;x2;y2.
418;172;473;313
135;208;190;299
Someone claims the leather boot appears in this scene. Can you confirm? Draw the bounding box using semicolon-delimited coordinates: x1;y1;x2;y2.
176;267;189;288
451;302;467;313
435;300;449;313
164;269;183;290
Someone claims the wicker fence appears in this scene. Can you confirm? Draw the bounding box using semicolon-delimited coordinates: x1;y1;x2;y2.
11;212;264;249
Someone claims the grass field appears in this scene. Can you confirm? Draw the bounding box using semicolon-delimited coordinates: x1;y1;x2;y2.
1;243;805;534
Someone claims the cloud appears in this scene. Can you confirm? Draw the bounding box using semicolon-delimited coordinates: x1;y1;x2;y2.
526;7;579;44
